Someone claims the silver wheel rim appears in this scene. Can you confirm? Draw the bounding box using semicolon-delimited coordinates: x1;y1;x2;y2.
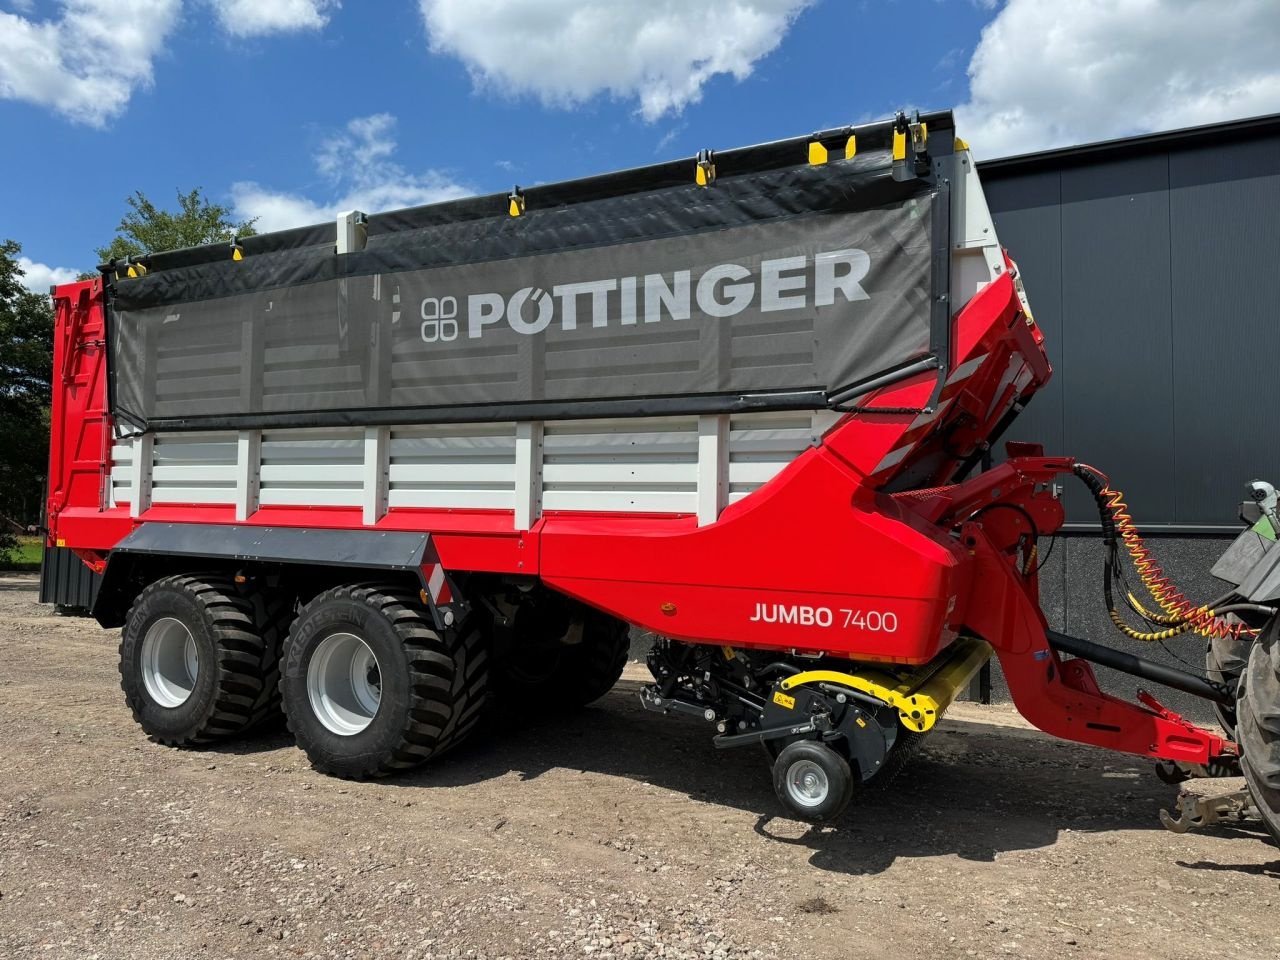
140;617;199;708
785;758;830;809
307;632;382;736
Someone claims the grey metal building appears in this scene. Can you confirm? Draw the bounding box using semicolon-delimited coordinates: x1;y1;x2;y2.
978;112;1280;719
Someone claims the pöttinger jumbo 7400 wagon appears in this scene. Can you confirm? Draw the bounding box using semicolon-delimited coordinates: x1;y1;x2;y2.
46;110;1280;836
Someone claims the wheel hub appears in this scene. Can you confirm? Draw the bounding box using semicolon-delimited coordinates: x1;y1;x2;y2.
307;632;382;736
140;617;199;708
785;758;830;808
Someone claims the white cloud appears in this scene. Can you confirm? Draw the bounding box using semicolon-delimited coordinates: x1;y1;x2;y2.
17;256;80;292
210;0;338;38
957;0;1280;159
418;0;814;121
231;113;471;231
0;0;182;126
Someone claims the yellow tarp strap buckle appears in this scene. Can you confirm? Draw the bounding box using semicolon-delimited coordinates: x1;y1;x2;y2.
507;186;526;218
695;149;716;187
892;112;909;162
812;130;859;164
230;238;243;262
891;111;929;181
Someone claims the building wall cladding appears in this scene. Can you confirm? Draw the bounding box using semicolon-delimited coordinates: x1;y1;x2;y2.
977;116;1280;721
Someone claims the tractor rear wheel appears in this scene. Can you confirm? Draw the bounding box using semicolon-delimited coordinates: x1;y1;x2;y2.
1238;618;1280;843
119;573;290;745
280;584;489;779
1206;634;1251;737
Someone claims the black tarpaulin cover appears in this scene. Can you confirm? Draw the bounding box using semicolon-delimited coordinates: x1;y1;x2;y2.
108;142;936;430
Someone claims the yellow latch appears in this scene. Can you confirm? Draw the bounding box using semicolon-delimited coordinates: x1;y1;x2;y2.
807;140;828;165
695;149;716;187
508;187;526;218
844;134;857;159
892;127;908;162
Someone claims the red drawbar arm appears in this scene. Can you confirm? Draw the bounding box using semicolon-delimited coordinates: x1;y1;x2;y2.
962;523;1234;766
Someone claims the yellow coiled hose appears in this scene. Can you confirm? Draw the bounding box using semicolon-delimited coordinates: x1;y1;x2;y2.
1075;464;1257;642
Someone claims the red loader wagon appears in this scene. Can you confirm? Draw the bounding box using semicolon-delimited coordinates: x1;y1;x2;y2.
46;110;1280;836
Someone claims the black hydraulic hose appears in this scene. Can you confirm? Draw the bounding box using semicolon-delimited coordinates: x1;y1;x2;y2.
1046;629;1232;706
1072;464;1122;615
1071;465;1259;638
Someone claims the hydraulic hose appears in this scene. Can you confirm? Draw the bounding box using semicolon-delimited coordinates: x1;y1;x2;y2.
1073;463;1258;642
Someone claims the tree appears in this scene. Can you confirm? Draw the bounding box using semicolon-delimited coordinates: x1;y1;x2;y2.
0;240;55;562
95;188;257;264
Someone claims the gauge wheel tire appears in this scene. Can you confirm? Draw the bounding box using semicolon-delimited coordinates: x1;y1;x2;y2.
771;740;855;822
1206;634;1251;737
1238;618;1280;845
493;610;630;709
280;584;489;779
119;573;291;746
764;725;922;787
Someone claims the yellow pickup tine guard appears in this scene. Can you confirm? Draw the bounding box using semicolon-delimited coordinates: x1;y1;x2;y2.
779;635;992;733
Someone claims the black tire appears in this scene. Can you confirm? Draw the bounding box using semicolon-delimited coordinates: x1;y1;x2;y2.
1238;619;1280;844
762;720;919;787
494;609;629;709
119;574;290;745
280;584;489;779
1206;634;1251;737
771;740;855;822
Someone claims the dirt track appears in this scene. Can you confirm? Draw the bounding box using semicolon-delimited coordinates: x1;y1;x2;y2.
2;572;1278;960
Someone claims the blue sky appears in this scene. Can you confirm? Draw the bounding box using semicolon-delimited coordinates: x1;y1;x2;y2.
3;1;1279;286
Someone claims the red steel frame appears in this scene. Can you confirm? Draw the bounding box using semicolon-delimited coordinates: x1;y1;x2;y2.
46;263;1233;769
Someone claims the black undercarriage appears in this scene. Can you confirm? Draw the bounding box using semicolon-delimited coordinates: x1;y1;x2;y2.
639;638;908;783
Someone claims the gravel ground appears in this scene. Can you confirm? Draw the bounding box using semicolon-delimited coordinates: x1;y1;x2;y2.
2;572;1278;960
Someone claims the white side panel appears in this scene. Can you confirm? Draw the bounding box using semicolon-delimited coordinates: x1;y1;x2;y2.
259;428;364;507
235;430;261;521
388;423;517;510
363;426;390;525
726;411;825;505
129;409;828;520
696;414;729;526
127;434;153;516
150;432;237;505
514;421;543;531
541;417;698;514
109;439;133;509
949;145;1009;312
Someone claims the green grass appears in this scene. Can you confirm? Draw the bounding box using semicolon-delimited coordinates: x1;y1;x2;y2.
0;535;43;572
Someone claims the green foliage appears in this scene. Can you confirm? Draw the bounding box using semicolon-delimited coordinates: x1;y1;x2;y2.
0;534;41;570
95;188;257;264
0;239;55;531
